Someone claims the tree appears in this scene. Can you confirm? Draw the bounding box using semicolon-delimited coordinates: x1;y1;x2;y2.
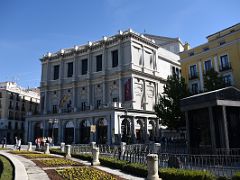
204;68;225;92
154;74;189;130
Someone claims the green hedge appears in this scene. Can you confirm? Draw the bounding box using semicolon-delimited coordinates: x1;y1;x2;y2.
71;154;92;161
50;148;225;180
99;156;128;170
159;168;215;180
49;148;65;156
122;163;148;177
232;172;240;180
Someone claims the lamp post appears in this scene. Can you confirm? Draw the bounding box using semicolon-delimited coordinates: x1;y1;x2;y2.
48;118;58;145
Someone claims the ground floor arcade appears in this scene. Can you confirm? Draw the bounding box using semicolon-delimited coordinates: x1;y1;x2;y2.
25;109;160;145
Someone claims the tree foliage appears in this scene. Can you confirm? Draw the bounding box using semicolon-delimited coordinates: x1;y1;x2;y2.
154;75;189;130
203;68;225;92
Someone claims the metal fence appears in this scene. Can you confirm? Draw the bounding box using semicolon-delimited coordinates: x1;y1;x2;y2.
70;143;240;177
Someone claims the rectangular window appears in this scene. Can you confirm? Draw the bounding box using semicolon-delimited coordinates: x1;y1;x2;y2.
204;60;212;72
112;97;118;102
223;75;232;86
82;59;88;75
96;55;102;72
96;100;101;108
8;122;11;129
81;102;86;111
203;47;209;51
112;50;118;67
67;62;73;77
220;55;230;71
191;83;198;94
189;65;198;79
53;65;60;80
52;105;57;114
172;66;176;75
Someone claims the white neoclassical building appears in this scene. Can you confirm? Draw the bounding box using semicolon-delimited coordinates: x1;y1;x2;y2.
26;29;180;145
0;82;40;144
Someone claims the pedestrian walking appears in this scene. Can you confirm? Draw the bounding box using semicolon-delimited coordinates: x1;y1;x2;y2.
17;138;22;151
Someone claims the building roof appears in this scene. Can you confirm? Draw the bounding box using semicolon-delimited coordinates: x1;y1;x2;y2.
181;86;240;111
144;33;183;46
206;23;240;40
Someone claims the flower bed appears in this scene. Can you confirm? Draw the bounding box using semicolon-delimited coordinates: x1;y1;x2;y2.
21;153;55;159
8;150;40;154
56;167;123;180
33;158;82;167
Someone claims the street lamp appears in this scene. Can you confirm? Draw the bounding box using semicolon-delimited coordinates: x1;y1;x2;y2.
48;118;58;145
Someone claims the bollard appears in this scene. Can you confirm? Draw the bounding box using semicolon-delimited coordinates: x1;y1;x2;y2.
90;142;96;150
60;142;65;152
153;143;161;154
44;143;50;154
91;147;100;166
147;154;161;180
120;142;126;156
27;142;32;151
65;145;71;158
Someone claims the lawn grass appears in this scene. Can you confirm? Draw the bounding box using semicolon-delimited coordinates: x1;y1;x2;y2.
0;155;14;180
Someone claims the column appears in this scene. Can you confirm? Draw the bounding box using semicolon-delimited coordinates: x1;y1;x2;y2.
185;111;190;153
73;54;77;112
75;120;79;144
118;77;122;104
102;78;106;105
156;119;160;141
44;90;48;114
43;120;46;137
131;117;136;144
24;120;29;143
208;106;216;150
214;56;219;72
198;61;204;91
222;106;230;150
73;119;77;144
107;115;111;145
145;118;149;143
143;80;146;110
58;120;62;144
142;46;145;71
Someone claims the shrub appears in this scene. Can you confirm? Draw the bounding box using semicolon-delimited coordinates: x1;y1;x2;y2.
122;162;147;177
232;172;240;180
49;148;65;156
99;156;128;169
159;168;215;180
71;154;92;162
216;176;230;180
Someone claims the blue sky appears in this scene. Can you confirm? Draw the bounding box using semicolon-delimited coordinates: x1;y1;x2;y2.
0;0;239;88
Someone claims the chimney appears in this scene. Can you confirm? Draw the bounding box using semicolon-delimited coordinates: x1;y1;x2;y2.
184;42;190;51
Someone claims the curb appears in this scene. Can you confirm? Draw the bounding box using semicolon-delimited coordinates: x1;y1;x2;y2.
0;151;28;180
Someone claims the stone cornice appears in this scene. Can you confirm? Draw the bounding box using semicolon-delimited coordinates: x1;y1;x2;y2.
40;30;158;62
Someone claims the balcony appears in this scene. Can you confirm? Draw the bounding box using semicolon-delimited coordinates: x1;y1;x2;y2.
219;63;232;72
189;73;199;80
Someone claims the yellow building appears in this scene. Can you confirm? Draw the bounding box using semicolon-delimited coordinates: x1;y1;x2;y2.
180;23;240;94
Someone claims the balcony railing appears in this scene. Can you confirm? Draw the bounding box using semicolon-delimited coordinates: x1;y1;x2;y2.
219;63;232;72
188;72;199;80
